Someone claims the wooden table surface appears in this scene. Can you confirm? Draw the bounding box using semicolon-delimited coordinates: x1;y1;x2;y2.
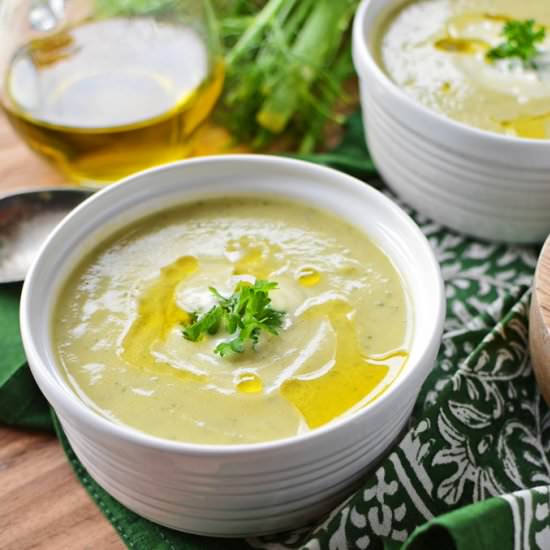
0;114;124;549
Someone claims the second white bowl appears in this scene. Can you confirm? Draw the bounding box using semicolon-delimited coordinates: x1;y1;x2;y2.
352;0;550;244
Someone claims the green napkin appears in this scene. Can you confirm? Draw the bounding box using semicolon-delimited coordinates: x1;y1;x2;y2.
2;112;548;550
0;283;51;431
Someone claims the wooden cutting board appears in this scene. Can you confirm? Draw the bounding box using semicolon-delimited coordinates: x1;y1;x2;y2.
0;113;123;549
530;236;550;406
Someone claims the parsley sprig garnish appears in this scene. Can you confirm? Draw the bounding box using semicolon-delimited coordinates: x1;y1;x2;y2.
182;280;285;357
487;19;546;68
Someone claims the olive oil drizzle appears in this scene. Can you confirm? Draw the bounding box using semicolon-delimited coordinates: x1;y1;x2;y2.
281;300;406;429
434;37;489;54
296;266;321;287
121;256;202;380
499;111;550;139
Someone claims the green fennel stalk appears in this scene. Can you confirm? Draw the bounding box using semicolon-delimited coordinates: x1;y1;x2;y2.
256;0;356;134
219;0;360;151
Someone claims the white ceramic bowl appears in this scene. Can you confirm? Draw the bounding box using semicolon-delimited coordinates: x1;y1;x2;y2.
20;155;444;537
352;0;550;244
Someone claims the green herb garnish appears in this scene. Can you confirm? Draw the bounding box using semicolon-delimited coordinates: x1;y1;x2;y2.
486;19;546;68
182;280;285;357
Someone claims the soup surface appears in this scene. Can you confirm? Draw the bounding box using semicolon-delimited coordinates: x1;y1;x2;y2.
376;0;550;139
54;198;410;445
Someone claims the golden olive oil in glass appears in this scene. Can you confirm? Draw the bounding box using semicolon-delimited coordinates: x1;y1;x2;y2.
2;17;224;186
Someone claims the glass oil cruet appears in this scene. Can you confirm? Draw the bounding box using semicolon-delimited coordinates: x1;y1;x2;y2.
0;0;224;186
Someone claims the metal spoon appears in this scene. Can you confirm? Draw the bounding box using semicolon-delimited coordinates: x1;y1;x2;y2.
0;187;92;283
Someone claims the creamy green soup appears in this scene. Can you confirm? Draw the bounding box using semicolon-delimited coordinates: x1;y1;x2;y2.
376;0;550;139
54;198;410;445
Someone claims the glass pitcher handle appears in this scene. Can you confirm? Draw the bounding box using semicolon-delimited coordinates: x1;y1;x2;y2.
29;0;65;31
